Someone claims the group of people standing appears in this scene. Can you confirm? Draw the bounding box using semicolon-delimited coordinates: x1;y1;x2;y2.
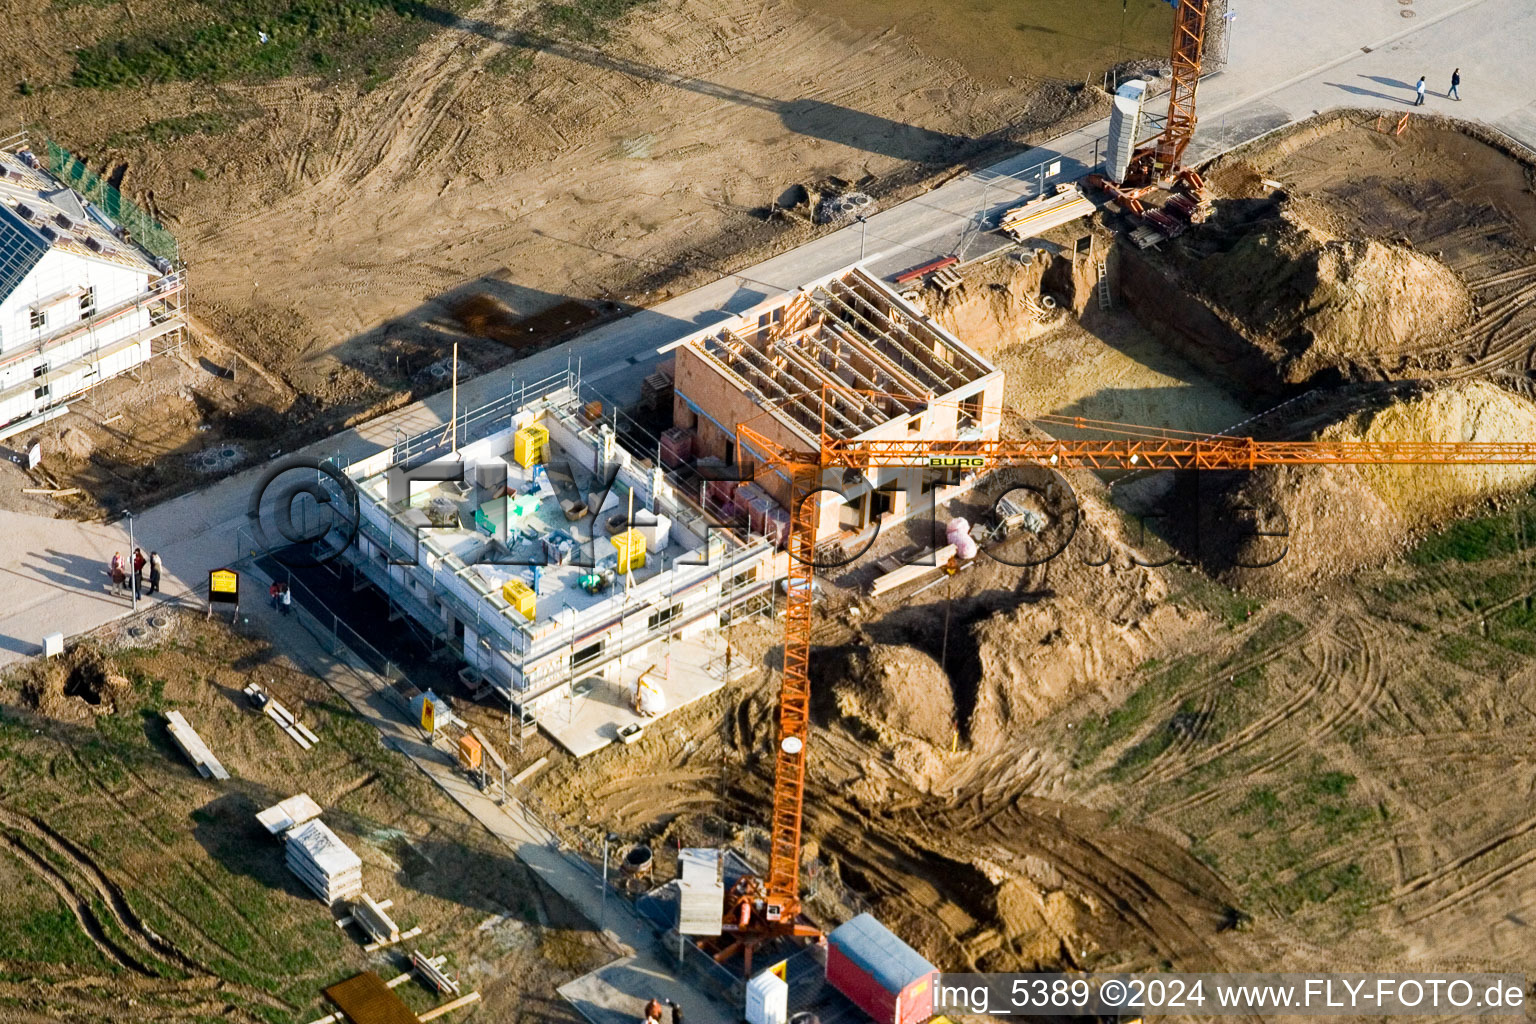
108;547;161;599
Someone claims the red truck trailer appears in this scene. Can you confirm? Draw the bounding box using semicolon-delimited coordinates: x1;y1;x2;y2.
826;913;938;1024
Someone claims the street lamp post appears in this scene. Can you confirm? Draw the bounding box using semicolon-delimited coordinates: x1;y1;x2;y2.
122;510;137;612
599;832;619;933
1223;10;1236;65
856;215;868;262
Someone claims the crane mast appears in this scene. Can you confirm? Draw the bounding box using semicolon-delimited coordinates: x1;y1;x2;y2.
1123;0;1210;186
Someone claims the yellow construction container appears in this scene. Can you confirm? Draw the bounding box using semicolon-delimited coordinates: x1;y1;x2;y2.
513;424;549;468
611;529;647;574
502;579;536;620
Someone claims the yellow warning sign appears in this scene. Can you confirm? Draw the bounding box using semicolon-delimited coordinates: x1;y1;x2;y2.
209;569;239;604
768;959;787;983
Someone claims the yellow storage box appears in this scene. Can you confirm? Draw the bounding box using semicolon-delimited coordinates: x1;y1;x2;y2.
513;424;549;468
611;529;647;574
502;579;536;620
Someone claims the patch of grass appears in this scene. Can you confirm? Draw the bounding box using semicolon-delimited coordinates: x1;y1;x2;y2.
538;0;651;42
1409;501;1536;564
1075;655;1205;766
71;0;469;89
12;904;114;971
485;47;536;76
106;110;259;147
190;168;209;181
1167;566;1263;627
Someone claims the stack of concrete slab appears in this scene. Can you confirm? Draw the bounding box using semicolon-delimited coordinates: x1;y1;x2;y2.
285;819;363;904
677;847;725;937
255;793;323;836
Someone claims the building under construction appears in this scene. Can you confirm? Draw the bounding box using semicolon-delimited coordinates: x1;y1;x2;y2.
333;267;1002;753
666;265;1004;548
0;134;186;435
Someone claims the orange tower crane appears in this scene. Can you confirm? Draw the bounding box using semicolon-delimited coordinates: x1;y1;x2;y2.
1123;0;1211;186
714;390;1536;968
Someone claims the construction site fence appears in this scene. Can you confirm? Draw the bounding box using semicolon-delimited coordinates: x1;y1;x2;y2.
232;525;415;702
386;366;580;471
29;134;181;266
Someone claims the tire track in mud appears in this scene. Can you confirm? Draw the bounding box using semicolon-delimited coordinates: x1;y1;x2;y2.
968;797;1243;980
1155;615;1391;815
1085;614;1331;790
0;806;291;1016
0;834;160;977
1138;638;1340;790
66;750;289;967
1387;814;1536;907
1401;845;1536;924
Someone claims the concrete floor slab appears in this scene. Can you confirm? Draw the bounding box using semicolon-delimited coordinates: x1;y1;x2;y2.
538;637;751;758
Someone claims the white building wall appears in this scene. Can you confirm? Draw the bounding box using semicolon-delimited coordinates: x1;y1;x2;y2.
0;248;147;356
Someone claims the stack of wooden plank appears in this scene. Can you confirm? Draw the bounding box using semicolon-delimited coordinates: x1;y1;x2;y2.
245;683;320;750
869;544;957;598
998;184;1095;241
351;893;403;947
286;820;363;905
412;951;461;996
164;711;230;780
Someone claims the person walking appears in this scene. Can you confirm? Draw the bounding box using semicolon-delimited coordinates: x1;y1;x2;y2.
1414;76;1427;106
109;552;127;594
279;584;293;617
147;551;162;596
1449;68;1461;100
667;999;683;1024
643;998;664;1024
269;581;282;610
132;548;146;599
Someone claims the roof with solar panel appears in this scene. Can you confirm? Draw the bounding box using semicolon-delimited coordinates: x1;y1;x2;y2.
0;147;162;304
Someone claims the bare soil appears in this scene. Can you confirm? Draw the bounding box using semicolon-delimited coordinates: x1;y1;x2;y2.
1194;113;1536;384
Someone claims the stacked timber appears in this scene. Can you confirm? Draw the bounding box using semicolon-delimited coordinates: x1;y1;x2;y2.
998;184;1095;241
286;819;363;904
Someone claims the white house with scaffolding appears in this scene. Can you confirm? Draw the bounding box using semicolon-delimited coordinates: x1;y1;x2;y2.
0;136;185;433
337;372;781;756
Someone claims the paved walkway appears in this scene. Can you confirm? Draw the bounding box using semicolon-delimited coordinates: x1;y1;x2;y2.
231;566;737;1024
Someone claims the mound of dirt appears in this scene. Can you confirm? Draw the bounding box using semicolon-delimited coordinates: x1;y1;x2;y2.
1209;382;1536;595
1324;380;1536;522
824;641;956;748
965;595;1164;749
994;879;1088;968
13;644;130;719
929;248;1095;358
1196;203;1473;383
